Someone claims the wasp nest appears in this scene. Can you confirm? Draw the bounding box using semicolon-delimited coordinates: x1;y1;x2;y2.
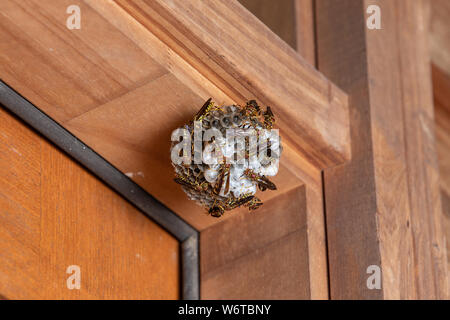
171;99;281;217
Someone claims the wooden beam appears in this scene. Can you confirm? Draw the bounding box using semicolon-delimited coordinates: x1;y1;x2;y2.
238;0;297;50
432;65;450;275
236;0;326;298
295;0;316;65
114;0;351;169
238;0;316;67
433;65;450;197
430;0;450;76
441;191;450;276
201;187;310;299
316;0;448;299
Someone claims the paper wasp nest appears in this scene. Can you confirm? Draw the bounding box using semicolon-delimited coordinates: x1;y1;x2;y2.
171;99;281;217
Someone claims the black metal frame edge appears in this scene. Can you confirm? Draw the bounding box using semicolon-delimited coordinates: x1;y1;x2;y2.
0;80;199;300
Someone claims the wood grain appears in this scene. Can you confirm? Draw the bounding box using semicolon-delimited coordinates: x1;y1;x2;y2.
0;0;166;123
0;0;350;234
432;65;450;276
0;106;180;299
430;0;450;76
114;0;350;169
377;0;446;299
65;72;303;230
201;187;310;299
316;0;448;299
238;0;297;50
316;0;382;300
295;0;316;65
0;0;353;299
238;0;316;66
237;0;326;298
433;65;450;197
0;107;42;299
441;191;450;276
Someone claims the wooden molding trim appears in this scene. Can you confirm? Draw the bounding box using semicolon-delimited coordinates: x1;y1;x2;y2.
0;80;199;300
295;0;316;66
112;0;351;170
430;0;450;77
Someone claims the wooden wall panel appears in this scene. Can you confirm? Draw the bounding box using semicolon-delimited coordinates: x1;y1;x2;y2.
201;187;310;299
442;192;450;274
238;0;316;67
0;0;166;123
0;107;42;299
316;0;448;299
432;65;450;277
315;0;381;299
430;0;450;76
433;66;450;197
0;106;179;299
294;0;316;65
238;0;297;50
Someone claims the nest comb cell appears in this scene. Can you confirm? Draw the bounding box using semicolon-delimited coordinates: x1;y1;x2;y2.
170;99;282;217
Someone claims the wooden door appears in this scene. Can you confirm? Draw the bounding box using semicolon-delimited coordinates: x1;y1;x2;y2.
0;106;179;299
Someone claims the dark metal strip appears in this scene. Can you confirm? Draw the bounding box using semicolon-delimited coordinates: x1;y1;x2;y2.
181;235;200;300
0;79;199;300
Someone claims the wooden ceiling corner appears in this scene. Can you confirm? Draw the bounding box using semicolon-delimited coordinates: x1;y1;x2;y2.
0;0;353;300
112;0;351;169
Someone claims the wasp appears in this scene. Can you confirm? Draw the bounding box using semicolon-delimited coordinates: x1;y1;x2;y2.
209;194;255;217
213;163;231;195
209;204;225;217
242;100;267;129
263;106;274;129
243;99;261;120
246;100;261;114
194;98;214;122
226;194;255;210
245;196;263;211
243;168;277;191
174;175;209;193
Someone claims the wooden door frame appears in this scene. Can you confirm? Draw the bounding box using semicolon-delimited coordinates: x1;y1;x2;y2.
0;80;200;300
